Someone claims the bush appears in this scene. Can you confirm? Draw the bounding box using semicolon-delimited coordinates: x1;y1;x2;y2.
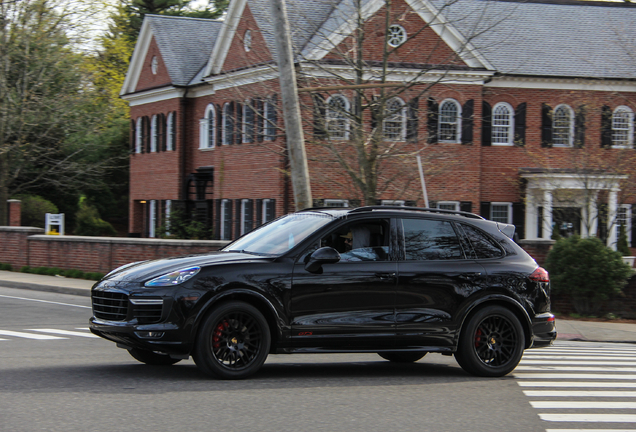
545;235;633;315
617;224;631;256
14;195;59;228
157;207;213;240
0;263;12;271
74;201;117;237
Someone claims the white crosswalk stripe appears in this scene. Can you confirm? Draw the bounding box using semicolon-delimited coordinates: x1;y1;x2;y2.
26;329;100;338
0;328;97;341
517;341;636;431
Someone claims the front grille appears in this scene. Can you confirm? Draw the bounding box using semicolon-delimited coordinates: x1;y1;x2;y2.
93;291;128;321
133;303;164;324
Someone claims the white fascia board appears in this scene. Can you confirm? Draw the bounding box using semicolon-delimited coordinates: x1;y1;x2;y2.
523;173;628;191
406;0;494;71
302;0;385;61
486;75;636;93
201;65;279;92
121;86;187;106
299;63;493;85
204;0;247;77
120;20;154;96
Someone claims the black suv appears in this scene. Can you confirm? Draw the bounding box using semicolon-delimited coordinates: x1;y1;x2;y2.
90;206;556;379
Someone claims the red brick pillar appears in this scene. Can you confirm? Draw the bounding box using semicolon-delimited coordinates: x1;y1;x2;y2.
7;199;21;226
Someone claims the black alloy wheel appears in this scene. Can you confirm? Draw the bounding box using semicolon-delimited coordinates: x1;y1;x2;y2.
378;351;427;363
455;305;524;377
128;348;182;366
193;301;271;379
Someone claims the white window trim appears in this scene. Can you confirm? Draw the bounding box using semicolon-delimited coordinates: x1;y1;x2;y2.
552;104;575;147
436;201;460;211
383;97;406;142
240;199;249;236
165;200;172;236
262;199;271;225
149;200;156;238
490;202;513;224
264;98;276;141
135;117;143;153
199;104;215;150
242;101;254;143
166;112;174;151
381;200;405;206
324;199;350;208
491;102;514;146
438;99;462;144
220;199;231;240
222;103;233;145
150;115;158;152
326;94;350;140
612;105;634;149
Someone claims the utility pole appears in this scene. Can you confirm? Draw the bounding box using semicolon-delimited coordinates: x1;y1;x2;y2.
269;0;312;211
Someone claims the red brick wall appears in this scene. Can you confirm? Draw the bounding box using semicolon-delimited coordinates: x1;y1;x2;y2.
7;200;21;227
0;227;44;269
135;37;172;92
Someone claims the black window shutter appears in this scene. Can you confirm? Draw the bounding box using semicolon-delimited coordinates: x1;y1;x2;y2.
236;103;243;144
406;97;419;142
144;116;151;153
170;111;177;151
461;99;474;145
257;98;264;142
161;113;167;152
130;119;136;153
229;102;235;145
514;103;526;146
512;202;525;241
428;200;437;209
427;97;439;144
480;202;491;220
255;199;263;227
541;104;553;147
313;199;324;207
460;201;472;213
216;104;223;146
631;207;636;246
214;199;221;239
245;200;254;233
235;199;242;238
482;101;492;146
266;199;276;222
271;95;278;138
313;94;326;139
574;105;586;148
405;200;417;207
601;105;612;148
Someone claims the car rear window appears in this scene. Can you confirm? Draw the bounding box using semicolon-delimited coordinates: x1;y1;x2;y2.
459;223;504;259
402;218;463;260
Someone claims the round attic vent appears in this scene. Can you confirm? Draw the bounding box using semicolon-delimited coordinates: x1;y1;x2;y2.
387;24;407;47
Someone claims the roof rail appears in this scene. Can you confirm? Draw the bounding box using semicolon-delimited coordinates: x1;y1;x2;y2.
348;205;485;220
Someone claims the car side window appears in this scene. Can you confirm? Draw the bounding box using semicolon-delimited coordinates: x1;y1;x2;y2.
305;219;391;262
401;218;463;260
459;223;504;259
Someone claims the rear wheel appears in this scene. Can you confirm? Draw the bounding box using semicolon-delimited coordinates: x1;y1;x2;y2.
128;348;181;366
378;351;427;363
193;301;270;379
455;305;524;377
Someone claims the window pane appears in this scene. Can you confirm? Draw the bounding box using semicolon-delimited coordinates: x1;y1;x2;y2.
327;95;348;139
553;106;571;146
402;219;462;260
460;224;503;259
613;109;631;147
491;204;509;223
439;101;458;142
383;98;404;140
492;104;512;144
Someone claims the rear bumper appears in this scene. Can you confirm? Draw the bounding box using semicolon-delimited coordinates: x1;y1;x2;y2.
530;312;557;348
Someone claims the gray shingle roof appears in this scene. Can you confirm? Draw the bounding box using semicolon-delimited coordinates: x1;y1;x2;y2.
429;0;636;79
146;14;223;86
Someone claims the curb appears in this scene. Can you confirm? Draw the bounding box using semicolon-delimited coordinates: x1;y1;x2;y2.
0;280;92;297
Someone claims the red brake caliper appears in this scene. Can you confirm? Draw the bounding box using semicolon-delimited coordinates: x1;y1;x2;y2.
474;328;482;348
213;321;228;350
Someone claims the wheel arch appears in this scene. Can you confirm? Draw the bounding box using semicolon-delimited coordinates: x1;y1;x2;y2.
457;296;533;349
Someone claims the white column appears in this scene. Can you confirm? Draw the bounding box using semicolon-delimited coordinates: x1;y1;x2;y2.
543;189;553;239
525;191;538;239
608;190;618;250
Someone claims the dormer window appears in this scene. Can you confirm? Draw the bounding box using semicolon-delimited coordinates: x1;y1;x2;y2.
151;56;158;75
387;25;406;47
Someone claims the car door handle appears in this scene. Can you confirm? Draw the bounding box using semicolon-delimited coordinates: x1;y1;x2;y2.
375;272;397;280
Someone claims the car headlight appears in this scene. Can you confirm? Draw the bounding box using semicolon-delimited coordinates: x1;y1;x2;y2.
144;267;201;287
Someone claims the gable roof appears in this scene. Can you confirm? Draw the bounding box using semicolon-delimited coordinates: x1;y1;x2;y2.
121;15;223;95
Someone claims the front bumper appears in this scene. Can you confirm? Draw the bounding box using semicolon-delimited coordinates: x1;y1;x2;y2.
530;312;557;348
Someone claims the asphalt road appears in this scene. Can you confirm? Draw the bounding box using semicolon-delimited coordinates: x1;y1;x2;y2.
1;286;630;432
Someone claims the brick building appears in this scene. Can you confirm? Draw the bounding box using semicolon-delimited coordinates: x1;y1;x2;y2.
121;0;636;249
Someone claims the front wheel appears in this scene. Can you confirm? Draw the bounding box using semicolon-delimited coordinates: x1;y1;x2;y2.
378;351;427;363
128;348;181;366
455;305;525;377
193;301;271;379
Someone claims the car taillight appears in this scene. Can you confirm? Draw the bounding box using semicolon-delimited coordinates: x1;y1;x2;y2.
529;267;549;283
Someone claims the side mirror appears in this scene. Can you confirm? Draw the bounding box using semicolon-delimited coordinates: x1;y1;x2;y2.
304;247;341;273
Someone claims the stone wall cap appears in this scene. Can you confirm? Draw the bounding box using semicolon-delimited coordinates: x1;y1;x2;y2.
26;234;229;247
0;226;44;233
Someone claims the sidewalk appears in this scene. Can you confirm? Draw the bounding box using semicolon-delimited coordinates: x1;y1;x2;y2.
0;270;635;344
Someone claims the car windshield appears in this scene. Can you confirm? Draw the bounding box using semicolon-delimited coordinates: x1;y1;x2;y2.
222;212;334;256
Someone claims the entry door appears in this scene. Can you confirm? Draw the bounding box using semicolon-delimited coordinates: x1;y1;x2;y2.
552;207;581;238
290;218;397;350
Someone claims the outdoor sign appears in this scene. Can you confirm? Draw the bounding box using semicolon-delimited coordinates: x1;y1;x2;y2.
45;213;65;235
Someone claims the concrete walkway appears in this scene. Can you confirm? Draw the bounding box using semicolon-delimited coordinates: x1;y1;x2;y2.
0;270;635;344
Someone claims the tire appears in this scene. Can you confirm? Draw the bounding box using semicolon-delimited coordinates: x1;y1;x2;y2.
128;348;181;366
378;351;427;363
455;305;525;377
193;301;271;379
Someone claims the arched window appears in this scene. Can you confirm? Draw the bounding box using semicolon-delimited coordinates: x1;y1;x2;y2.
150;114;158;152
553;104;574;147
438;99;461;143
383;97;406;141
135;117;143;153
223;103;234;145
492;102;514;145
243;101;255;143
166;112;175;151
612;106;634;148
326;94;350;140
199;104;215;149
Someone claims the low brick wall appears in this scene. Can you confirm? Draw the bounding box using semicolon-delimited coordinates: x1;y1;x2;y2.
0;227;228;274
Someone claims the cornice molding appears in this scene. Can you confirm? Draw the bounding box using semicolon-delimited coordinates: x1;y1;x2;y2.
487;75;636;92
122;86;187;106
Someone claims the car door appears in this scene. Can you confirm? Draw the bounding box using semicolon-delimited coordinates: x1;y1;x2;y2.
394;217;487;349
290;217;398;350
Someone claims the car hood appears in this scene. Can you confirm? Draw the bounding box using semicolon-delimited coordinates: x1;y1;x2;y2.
103;251;272;282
